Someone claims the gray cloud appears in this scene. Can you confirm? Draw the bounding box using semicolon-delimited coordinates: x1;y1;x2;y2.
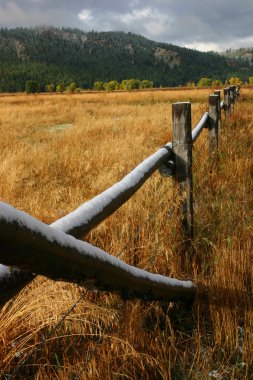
0;0;253;51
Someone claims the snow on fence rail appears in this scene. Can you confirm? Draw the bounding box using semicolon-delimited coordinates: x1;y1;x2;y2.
0;202;195;301
0;86;239;304
51;143;173;237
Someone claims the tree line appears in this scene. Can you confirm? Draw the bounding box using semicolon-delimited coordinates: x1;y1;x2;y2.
25;78;154;93
25;76;252;94
188;76;249;87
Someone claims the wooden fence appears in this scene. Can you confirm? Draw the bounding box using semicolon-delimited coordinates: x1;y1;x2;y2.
0;85;239;304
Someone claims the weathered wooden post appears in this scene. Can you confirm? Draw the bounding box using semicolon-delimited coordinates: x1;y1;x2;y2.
233;85;238;100
214;90;221;133
208;95;219;154
229;86;235;113
224;87;230;116
236;84;240;97
232;85;237;99
172;102;193;241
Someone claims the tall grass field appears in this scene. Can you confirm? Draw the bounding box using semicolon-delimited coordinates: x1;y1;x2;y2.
0;88;252;379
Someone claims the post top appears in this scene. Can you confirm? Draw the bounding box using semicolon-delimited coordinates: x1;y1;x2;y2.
172;102;191;105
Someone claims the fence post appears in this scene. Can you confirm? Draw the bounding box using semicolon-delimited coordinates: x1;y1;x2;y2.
233;85;238;100
236;84;240;97
172;102;193;241
229;86;235;113
208;95;219;154
214;90;221;133
224;87;230;116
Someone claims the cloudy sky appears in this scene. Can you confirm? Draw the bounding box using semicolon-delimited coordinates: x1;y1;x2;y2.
0;0;253;52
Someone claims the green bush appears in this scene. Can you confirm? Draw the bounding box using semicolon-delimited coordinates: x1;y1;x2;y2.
140;80;153;89
197;77;212;87
120;79;141;90
66;82;77;93
93;81;104;91
56;83;65;93
103;80;120;91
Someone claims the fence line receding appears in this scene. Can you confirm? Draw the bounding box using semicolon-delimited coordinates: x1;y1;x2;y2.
0;85;239;304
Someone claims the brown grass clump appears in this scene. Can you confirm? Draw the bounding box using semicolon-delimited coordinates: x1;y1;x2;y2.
0;88;252;379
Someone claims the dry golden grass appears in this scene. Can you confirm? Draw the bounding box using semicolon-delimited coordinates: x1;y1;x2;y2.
0;88;252;379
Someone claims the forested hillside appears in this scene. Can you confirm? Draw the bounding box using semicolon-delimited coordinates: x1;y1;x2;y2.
0;27;252;92
221;47;253;67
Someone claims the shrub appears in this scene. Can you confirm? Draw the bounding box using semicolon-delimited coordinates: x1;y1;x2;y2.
93;81;104;91
103;81;120;91
56;83;65;93
140;80;153;89
66;82;77;93
120;79;141;90
197;77;212;87
45;83;55;93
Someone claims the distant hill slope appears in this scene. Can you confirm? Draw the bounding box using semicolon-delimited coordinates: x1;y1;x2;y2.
0;27;252;92
221;48;253;67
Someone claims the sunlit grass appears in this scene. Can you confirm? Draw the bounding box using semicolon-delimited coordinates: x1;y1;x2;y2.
0;88;252;379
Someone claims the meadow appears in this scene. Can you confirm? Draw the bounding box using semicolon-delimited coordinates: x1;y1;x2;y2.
0;88;252;379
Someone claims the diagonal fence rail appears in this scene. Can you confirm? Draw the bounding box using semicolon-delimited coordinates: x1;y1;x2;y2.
50;143;173;237
0;85;239;305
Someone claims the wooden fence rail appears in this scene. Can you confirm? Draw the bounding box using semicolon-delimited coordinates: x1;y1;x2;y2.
51;144;173;237
0;86;239;304
0;202;195;301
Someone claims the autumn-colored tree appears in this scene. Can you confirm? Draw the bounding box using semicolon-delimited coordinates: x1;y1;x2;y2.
228;77;242;85
186;81;195;87
211;79;223;87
